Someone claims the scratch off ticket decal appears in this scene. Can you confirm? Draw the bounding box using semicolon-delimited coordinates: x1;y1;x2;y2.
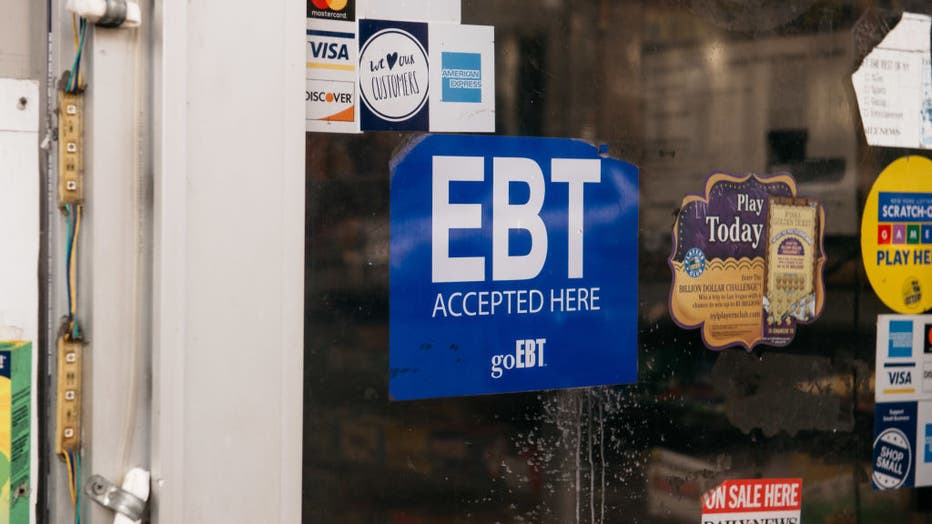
860;156;932;314
669;173;826;350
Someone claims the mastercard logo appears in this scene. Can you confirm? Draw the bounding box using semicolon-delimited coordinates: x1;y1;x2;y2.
311;0;347;10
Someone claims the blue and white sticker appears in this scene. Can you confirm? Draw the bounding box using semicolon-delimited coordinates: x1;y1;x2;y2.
359;20;430;130
389;135;639;400
873;427;912;489
873;315;932;489
358;19;495;132
683;247;706;278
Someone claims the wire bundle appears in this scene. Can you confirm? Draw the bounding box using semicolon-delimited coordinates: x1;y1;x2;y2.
61;163;84;524
67;15;88;93
64;204;82;341
63;450;81;524
61;14;88;524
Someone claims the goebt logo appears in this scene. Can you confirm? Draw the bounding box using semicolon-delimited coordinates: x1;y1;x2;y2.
491;339;546;379
311;0;347;11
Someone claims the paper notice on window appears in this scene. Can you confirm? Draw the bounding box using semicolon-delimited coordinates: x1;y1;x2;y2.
852;12;932;149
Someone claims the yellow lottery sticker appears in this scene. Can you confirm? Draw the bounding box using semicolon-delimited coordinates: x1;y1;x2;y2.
861;156;932;313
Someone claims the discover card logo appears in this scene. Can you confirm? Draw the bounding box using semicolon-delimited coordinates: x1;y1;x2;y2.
306;79;355;122
441;52;482;103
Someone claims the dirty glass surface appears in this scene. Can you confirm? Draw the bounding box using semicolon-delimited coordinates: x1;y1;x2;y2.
305;1;932;522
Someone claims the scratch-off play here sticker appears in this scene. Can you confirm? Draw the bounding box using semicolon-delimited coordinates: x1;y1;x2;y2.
861;156;932;314
669;173;826;350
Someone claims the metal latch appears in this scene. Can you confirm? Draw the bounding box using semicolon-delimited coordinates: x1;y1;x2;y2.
85;474;147;521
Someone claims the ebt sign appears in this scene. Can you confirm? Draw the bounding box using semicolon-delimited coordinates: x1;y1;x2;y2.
389;135;639;400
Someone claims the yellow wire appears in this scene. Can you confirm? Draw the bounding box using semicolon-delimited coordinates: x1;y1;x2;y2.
71;14;79;48
69;205;81;325
64;451;76;504
71;14;81;89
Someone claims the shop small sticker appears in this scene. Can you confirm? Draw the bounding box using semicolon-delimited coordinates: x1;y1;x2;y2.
873;427;912;489
669;172;826;350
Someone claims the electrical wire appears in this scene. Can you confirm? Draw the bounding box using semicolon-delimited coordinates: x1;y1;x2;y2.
69;205;82;339
63;204;81;339
64;451;74;504
74;452;81;524
64;204;74;321
66;17;87;93
71;14;79;48
63;14;87;524
63;450;81;524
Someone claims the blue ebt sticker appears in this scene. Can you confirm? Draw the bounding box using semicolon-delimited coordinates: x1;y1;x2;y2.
389;135;639;400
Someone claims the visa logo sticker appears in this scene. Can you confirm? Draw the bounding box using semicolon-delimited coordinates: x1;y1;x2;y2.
306;30;356;70
888;370;913;385
308;40;350;61
389;135;639;400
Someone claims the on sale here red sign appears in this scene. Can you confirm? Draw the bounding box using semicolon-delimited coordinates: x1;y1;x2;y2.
701;478;802;524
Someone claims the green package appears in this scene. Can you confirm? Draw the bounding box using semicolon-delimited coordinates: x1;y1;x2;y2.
0;342;30;524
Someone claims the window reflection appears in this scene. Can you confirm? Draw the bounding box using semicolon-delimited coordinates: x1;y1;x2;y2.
305;1;932;522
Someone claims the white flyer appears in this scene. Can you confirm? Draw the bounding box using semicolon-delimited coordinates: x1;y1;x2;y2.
852;12;932;149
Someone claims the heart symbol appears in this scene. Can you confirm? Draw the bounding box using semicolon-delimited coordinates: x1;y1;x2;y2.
386;52;399;70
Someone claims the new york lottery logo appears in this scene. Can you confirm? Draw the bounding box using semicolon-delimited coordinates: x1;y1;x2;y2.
876;192;932;247
441;52;482;103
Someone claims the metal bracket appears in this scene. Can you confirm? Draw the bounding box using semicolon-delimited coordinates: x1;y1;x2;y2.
85;474;147;521
97;0;128;27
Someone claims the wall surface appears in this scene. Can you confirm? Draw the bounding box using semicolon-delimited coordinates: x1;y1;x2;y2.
0;4;44;524
0;0;45;80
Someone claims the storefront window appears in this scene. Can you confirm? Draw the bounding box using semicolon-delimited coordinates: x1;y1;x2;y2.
305;1;932;521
